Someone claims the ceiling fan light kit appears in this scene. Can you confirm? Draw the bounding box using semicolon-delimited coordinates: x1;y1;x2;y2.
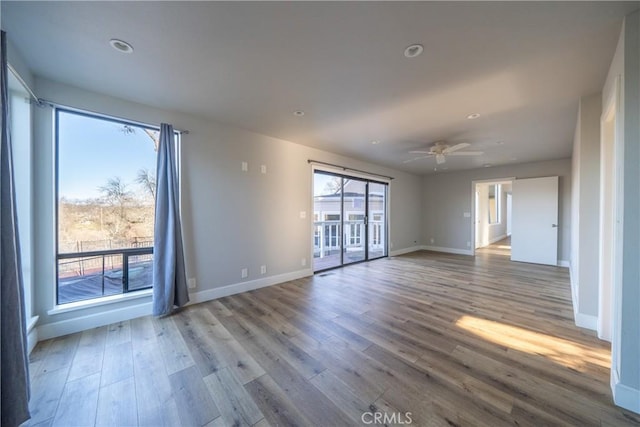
405;140;483;164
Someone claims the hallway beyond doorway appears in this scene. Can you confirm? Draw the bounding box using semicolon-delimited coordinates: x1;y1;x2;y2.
476;236;511;257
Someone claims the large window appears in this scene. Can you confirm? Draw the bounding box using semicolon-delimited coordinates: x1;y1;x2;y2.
55;109;170;304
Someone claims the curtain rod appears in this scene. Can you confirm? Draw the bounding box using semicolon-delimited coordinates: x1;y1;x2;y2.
8;64;39;104
33;97;190;135
308;159;394;180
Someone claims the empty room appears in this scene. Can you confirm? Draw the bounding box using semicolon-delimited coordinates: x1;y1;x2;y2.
2;2;640;426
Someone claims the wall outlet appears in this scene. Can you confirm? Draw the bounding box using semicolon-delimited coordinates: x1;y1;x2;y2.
260;265;267;275
188;278;196;289
463;212;471;218
299;211;306;219
261;165;267;174
301;258;307;266
241;161;248;172
241;268;248;278
430;238;435;244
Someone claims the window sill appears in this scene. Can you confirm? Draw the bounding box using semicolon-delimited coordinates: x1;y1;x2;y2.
48;289;152;316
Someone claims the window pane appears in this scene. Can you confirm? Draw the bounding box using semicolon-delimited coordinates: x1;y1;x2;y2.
56;110;158;304
127;253;154;291
58;254;123;304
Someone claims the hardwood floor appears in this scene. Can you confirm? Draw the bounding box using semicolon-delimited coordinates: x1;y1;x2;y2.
25;246;640;426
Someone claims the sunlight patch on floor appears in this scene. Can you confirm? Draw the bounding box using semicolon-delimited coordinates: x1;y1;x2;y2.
455;315;610;371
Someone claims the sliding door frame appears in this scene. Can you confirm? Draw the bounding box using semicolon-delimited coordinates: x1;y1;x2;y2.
311;165;389;273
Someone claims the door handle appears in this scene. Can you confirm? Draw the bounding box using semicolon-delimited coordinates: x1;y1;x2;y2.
551;224;558;228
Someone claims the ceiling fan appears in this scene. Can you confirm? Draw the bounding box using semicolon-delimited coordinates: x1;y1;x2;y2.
404;141;483;164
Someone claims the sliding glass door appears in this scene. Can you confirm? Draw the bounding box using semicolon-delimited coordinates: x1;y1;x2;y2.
313;170;388;272
368;182;387;259
343;179;366;265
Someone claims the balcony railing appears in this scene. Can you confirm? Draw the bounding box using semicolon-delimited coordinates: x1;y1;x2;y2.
313;220;385;257
57;247;153;305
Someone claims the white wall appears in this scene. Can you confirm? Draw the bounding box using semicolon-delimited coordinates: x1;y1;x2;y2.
31;78;423;335
599;10;640;413
570;92;601;328
422;159;571;262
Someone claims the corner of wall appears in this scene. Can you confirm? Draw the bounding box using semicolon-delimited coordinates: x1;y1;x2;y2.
612;368;640;414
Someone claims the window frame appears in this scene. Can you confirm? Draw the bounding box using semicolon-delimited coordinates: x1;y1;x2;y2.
54;107;170;305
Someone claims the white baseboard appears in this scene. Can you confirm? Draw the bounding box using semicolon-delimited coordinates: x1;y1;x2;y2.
574;312;598;330
188;268;312;304
612;367;640;414
422;245;473;256
557;260;570;268
37;268;313;340
389;246;422;256
567;261;597;331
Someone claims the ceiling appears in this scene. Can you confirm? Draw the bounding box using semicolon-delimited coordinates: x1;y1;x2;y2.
2;1;637;175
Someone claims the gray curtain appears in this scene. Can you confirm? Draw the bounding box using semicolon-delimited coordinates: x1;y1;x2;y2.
152;123;189;316
1;30;31;426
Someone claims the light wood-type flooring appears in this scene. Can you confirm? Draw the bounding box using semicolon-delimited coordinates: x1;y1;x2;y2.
25;244;640;426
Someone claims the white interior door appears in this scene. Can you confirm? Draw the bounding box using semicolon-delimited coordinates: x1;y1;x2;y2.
511;176;558;265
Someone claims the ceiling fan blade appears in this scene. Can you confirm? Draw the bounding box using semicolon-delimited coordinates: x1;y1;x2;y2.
446;151;484;156
408;150;432;154
443;143;470;153
403;155;433;163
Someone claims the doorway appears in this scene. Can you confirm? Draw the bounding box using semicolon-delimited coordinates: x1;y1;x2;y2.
599;79;622;347
313;170;388;272
473;180;513;257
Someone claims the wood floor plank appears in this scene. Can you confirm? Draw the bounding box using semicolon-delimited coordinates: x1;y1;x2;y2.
203;367;265;426
36;333;80;376
51;372;101;427
27;365;70;425
244;374;313;427
101;341;133;387
105;320;132;347
130;316;157;350
95;377;137;427
133;341;182;427
151;314;196;375
169;366;221;426
309;369;373;425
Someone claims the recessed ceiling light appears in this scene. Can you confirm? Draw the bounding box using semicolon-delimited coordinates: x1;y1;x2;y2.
510;157;518;161
371;140;381;145
496;141;504;145
109;39;134;53
483;163;493;168
467;113;481;120
404;44;424;58
293;110;305;117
